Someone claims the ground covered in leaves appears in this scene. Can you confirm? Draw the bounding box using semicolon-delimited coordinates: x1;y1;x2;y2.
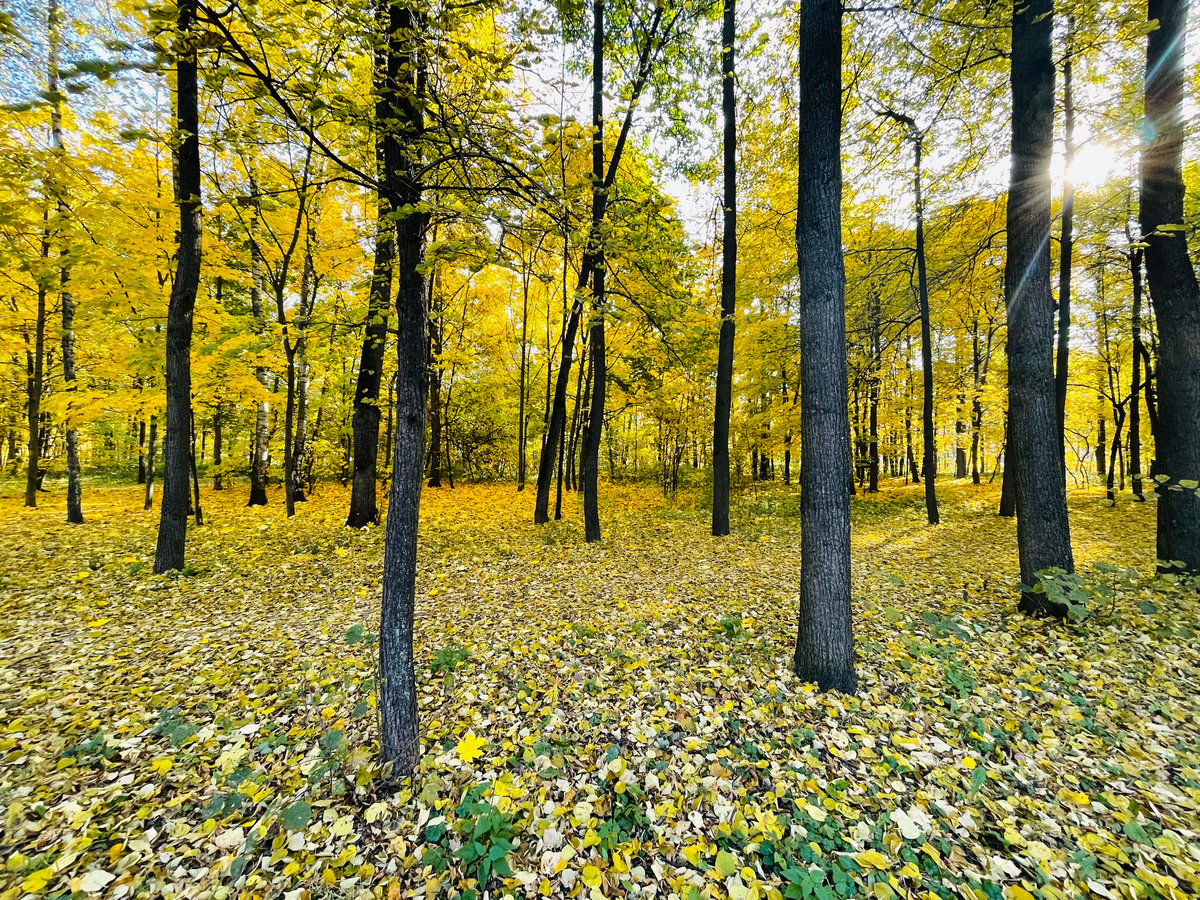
1;481;1198;900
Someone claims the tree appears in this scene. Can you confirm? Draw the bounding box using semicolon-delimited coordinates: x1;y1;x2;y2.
1005;0;1074;613
47;0;82;523
378;0;427;777
711;0;736;536
154;0;203;573
581;0;606;544
347;0;395;528
1140;0;1200;574
793;0;855;694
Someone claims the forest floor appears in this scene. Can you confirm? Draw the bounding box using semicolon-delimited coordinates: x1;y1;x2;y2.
1;481;1198;900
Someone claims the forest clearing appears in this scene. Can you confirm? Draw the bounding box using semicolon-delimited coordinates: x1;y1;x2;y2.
5;0;1200;894
1;482;1197;900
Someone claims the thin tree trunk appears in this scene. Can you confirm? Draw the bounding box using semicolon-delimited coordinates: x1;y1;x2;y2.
1130;248;1145;500
138;417;147;483
213;405;223;490
347;201;394;523
534;5;668;523
913;138;938;524
48;0;81;522
794;0;856;694
1055;17;1075;465
190;408;203;526
581;0;606;543
25;254;47;508
712;0;737;535
153;0;202;573
249;226;269;506
144;416;157;510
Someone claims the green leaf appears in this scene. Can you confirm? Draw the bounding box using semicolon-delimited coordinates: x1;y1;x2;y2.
280;800;311;830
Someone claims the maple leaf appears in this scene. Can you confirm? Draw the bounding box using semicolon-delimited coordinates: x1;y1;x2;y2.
455;731;488;764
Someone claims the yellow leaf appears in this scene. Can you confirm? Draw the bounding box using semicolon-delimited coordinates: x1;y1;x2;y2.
855;849;890;870
455;732;488;765
23;868;54;893
582;864;602;889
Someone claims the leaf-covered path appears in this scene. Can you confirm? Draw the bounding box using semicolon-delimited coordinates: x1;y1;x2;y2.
1;484;1197;900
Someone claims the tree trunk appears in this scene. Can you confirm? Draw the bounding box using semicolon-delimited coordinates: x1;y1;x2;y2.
517;260;529;490
144;416;157;510
1006;0;1074;613
249;229;269;506
794;0;856;694
913;138;939;525
48;0;81;522
138;417;147;483
1130;248;1145;500
534;6;667;523
712;0;737;535
581;0;606;543
190;408;203;526
153;0;201;573
213;405;223;490
1055;17;1075;465
24;271;46;508
347;169;393;525
378;0;427;778
1141;0;1200;573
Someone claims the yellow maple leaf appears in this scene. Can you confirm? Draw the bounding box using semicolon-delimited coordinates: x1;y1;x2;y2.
455;731;488;764
582;865;602;889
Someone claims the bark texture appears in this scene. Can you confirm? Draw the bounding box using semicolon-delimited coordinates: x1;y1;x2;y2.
793;0;856;694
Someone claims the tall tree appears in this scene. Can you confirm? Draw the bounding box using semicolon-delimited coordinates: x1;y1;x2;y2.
581;0;606;543
533;4;670;524
793;0;856;693
378;0;427;777
1141;0;1200;572
48;0;82;523
154;0;203;573
1054;18;1075;464
711;0;736;536
1005;0;1074;613
348;0;396;527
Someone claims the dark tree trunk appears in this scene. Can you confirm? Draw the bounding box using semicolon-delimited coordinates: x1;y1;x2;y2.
794;0;856;694
190;408;203;526
248;232;269;507
999;417;1016;517
534;6;666;523
1130;248;1145;500
1141;0;1200;573
213;405;223;490
48;0;81;523
378;0;427;778
867;294;880;493
1006;0;1074;612
144;416;157;510
1097;414;1106;476
1055;18;1075;465
24;275;46;509
138;417;147;483
517;257;530;490
913;138;939;525
427;258;443;489
348;7;396;525
712;0;736;535
153;0;201;573
582;0;606;543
